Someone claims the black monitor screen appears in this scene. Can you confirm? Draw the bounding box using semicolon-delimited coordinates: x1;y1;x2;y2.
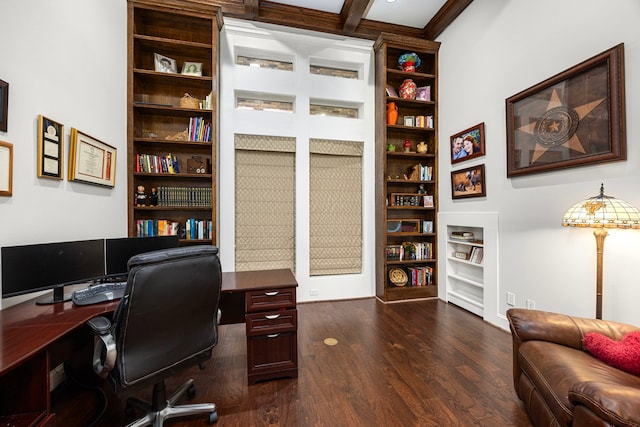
1;239;105;304
105;236;180;279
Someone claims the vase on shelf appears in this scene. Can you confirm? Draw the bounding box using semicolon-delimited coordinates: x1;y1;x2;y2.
386;101;398;125
399;79;417;100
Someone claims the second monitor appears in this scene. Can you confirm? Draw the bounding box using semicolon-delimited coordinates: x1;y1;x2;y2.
105;235;180;281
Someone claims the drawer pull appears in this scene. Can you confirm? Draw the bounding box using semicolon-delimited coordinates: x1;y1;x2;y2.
267;333;280;338
265;314;280;320
265;291;279;296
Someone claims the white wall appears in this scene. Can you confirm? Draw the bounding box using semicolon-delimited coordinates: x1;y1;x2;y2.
437;0;640;327
0;0;127;308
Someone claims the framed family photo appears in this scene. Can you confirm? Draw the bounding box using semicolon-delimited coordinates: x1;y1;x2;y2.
68;128;116;187
37;115;64;179
506;44;625;177
154;53;177;74
450;122;485;164
451;164;485;200
181;61;203;76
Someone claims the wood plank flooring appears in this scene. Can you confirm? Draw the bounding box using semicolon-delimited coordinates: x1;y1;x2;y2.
52;298;532;426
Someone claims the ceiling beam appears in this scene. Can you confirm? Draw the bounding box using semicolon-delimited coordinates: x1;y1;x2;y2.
244;0;259;19
423;0;473;40
340;0;372;35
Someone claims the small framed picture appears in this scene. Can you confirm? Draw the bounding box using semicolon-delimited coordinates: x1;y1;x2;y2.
0;79;8;132
0;140;12;196
450;122;485;164
181;61;203;76
451;164;485;200
37;115;64;179
385;84;398;98
404;116;415;127
68;128;116;188
154;53;177;73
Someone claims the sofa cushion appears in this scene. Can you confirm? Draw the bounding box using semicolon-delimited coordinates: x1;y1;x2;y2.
518;341;640;427
583;331;640;375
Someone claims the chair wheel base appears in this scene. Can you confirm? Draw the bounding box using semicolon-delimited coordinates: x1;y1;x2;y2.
209;411;218;423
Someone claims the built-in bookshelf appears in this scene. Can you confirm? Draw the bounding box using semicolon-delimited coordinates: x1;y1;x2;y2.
446;226;484;317
127;0;220;244
374;33;440;302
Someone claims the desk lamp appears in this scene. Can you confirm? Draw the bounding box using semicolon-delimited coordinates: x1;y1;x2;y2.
561;184;640;319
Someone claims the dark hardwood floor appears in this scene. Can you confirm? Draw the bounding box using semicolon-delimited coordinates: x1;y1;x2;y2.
52;298;532;426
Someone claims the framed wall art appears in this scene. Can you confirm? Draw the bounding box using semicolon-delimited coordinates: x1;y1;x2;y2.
451;164;485;200
0;79;8;132
0;140;13;196
37;115;64;179
506;44;625;177
68;128;116;187
450;122;485;164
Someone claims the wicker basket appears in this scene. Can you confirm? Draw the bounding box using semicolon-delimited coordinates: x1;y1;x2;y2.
179;93;200;109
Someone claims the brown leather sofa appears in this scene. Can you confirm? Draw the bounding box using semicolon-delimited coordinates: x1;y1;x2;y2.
506;308;640;427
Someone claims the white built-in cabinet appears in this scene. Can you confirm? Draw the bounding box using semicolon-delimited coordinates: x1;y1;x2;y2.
438;212;499;327
446;226;484;316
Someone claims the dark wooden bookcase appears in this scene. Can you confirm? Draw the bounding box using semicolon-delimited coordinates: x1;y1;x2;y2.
374;33;440;302
127;0;220;244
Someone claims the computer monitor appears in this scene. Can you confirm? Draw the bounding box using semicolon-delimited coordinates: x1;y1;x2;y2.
105;235;180;280
1;239;106;305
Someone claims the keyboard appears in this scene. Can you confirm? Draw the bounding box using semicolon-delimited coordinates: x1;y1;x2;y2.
72;282;127;306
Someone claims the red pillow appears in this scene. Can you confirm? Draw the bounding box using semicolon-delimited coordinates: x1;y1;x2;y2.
583;331;640;375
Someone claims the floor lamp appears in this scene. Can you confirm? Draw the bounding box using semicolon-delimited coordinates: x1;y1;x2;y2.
562;184;640;319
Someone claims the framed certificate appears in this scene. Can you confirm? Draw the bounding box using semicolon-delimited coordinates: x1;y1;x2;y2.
37;115;64;179
0;140;13;196
68;128;116;187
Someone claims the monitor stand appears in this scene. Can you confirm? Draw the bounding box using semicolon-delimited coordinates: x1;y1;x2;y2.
35;287;72;305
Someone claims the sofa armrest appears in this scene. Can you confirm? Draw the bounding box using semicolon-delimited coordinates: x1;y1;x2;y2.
507;308;637;349
569;381;640;426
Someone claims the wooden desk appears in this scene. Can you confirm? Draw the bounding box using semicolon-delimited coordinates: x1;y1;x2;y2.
0;269;298;426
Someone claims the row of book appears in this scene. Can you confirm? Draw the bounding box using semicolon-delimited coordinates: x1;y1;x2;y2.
390;193;434;207
188;116;212;142
136;153;180;174
155;186;212;207
200;92;213;110
386;242;433;261
415;164;433;180
399;266;433;287
469;246;484;264
406;115;434;128
135;218;213;240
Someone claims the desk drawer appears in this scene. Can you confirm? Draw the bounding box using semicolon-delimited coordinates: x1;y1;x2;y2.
247;331;297;381
246;309;297;336
245;287;296;313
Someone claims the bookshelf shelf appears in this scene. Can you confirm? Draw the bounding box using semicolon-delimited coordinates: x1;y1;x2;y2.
445;226;484;317
127;0;220;242
375;33;440;302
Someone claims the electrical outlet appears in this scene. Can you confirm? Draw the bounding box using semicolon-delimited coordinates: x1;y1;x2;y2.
507;292;515;306
526;299;535;310
309;289;320;296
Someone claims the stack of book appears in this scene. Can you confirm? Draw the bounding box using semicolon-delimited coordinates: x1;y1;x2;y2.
450;231;475;241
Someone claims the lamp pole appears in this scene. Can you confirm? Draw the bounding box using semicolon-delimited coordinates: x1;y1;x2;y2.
593;228;607;320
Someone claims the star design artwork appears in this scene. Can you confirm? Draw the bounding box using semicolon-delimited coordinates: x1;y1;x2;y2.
517;89;605;164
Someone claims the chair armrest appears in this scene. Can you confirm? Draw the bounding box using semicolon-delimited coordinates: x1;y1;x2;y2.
569;381;640;426
87;316;116;379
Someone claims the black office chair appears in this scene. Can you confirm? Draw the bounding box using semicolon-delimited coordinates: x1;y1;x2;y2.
87;246;221;426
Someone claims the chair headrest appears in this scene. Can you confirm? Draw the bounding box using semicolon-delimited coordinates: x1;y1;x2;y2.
127;246;219;270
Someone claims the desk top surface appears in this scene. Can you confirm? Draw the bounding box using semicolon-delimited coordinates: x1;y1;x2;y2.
0;269;297;374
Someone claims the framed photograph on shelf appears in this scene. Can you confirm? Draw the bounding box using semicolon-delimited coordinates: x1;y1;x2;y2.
37;115;64;179
181;61;203;76
451;164;485;200
385;84;398;98
506;44;625;177
450;122;485;164
0;140;12;196
0;79;8;132
68;128;116;188
403;116;415;127
154;53;177;73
